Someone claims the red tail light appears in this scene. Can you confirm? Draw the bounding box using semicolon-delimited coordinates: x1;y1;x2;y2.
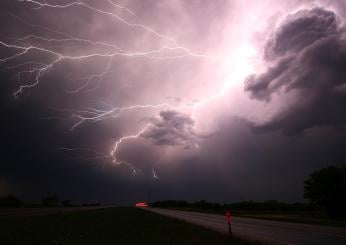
135;202;149;207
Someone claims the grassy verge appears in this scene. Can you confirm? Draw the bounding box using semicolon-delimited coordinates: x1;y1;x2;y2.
233;212;346;227
0;207;259;245
156;207;346;228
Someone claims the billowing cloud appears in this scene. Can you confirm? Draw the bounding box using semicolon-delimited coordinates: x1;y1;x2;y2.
264;8;338;60
141;110;196;146
245;7;346;133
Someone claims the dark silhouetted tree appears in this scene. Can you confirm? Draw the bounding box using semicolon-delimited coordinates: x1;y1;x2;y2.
0;195;22;207
41;193;59;207
62;200;72;207
304;166;346;218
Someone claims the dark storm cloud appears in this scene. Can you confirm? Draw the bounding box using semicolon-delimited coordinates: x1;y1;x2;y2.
2;0;346;206
245;7;346;133
141;110;196;146
264;8;338;60
0;0;232;204
188;116;346;202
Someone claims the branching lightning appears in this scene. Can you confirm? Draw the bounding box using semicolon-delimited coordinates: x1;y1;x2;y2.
152;168;159;179
1;0;255;177
1;0;219;97
110;124;150;163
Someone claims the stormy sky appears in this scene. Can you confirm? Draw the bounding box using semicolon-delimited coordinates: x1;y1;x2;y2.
1;0;346;205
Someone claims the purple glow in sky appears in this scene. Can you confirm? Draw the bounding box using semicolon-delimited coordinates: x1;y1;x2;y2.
1;0;346;204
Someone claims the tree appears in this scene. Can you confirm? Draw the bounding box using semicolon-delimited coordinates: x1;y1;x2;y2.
62;200;72;207
0;195;22;207
41;193;59;207
304;166;346;218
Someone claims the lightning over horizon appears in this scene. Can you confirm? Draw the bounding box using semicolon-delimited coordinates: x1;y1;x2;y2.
0;0;306;180
2;0;343;184
1;0;346;207
0;0;257;177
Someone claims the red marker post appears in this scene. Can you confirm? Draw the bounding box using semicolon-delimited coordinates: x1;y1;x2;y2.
225;210;232;238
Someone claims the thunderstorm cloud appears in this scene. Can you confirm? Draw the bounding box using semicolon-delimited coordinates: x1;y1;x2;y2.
1;0;346;204
141;110;196;146
245;7;346;133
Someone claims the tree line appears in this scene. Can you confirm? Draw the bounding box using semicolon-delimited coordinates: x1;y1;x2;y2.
0;193;101;208
152;165;346;219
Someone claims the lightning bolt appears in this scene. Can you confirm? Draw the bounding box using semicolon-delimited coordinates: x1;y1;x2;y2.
1;1;219;97
152;168;159;179
110;124;150;163
20;0;177;44
1;0;256;175
51;103;175;131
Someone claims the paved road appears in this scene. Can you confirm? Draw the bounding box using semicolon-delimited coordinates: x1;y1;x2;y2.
148;208;346;245
0;206;107;219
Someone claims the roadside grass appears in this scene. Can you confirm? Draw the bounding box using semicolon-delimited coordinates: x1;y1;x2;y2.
0;207;259;245
233;212;346;228
158;207;346;228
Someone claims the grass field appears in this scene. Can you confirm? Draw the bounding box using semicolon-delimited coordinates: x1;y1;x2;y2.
233;212;346;227
0;207;258;245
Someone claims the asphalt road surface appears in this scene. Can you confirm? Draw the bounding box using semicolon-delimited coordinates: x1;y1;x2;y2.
148;208;346;245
